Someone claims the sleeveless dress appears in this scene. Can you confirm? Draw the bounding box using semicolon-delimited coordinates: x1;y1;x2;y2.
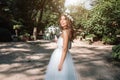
45;36;78;80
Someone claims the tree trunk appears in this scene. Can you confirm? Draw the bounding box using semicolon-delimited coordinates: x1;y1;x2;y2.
32;0;48;41
33;27;37;41
15;29;18;37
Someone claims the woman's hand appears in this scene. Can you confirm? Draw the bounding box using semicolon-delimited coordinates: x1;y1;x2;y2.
54;35;58;42
58;64;63;71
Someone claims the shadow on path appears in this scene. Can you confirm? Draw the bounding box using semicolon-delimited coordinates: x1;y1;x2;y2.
70;45;120;80
0;40;120;80
0;40;54;80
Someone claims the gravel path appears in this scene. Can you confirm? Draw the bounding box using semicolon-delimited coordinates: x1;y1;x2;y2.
0;40;119;80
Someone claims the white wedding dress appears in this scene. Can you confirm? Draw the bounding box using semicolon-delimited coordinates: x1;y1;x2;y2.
45;36;78;80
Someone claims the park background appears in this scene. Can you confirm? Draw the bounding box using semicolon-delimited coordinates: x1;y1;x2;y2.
0;0;120;80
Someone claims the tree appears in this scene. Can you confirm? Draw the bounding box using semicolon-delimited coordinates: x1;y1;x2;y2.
12;0;64;40
82;0;120;44
65;3;90;38
0;0;14;29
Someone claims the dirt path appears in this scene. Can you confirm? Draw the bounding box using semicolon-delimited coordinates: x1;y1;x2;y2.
0;40;119;80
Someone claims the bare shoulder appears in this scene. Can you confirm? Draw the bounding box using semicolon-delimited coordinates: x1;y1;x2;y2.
61;29;70;37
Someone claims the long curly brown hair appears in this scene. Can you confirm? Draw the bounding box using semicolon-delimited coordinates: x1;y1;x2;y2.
59;13;75;41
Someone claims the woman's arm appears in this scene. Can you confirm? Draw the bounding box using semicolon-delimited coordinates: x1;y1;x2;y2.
58;30;69;71
54;35;58;42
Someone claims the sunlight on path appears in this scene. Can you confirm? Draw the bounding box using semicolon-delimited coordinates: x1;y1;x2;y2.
0;40;119;80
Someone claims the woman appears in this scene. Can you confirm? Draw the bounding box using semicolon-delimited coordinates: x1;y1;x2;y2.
45;13;78;80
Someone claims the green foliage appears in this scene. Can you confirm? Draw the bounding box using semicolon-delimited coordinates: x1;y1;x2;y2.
0;0;14;26
12;0;64;32
70;5;89;29
102;35;116;44
80;0;120;44
85;34;96;38
19;32;31;41
112;44;120;59
13;24;22;29
1;0;64;36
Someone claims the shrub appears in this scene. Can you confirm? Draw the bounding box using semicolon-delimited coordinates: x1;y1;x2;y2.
112;44;120;60
19;33;30;41
85;34;96;38
102;35;116;44
84;34;96;44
